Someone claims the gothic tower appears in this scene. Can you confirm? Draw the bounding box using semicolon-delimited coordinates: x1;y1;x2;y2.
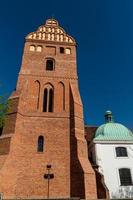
0;19;97;199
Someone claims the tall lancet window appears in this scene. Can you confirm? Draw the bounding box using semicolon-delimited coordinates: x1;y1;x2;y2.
37;136;44;152
49;89;53;112
43;84;54;112
43;89;48;112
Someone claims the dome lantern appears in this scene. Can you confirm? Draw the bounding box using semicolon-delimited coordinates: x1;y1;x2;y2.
104;110;113;123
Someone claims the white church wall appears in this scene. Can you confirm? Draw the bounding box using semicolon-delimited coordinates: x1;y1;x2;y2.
89;143;96;164
94;143;133;199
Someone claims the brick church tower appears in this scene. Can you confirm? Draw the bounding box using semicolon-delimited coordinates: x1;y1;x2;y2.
0;19;97;199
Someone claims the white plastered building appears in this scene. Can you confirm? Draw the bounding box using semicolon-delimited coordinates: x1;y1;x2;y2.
89;111;133;199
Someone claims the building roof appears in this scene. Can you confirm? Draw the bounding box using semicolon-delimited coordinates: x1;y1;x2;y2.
94;111;133;143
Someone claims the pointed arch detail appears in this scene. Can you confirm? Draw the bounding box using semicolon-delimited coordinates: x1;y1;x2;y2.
58;82;65;111
35;80;40;110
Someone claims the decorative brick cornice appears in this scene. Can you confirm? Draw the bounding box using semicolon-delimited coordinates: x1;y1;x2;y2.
26;38;76;46
19;73;78;80
26;19;76;45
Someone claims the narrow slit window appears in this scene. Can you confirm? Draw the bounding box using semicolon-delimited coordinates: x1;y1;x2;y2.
37;136;44;152
49;89;53;112
43;89;48;112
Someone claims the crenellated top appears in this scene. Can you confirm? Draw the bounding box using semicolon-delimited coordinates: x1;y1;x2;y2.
26;19;76;44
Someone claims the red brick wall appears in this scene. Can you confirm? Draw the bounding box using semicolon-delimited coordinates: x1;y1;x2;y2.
85;126;98;144
0;20;97;199
0;138;11;155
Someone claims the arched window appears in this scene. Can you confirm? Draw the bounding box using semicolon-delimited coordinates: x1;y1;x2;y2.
119;168;132;186
37;136;44;152
46;59;54;71
43;88;48;112
60;47;64;54
116;147;128;157
43;84;54;112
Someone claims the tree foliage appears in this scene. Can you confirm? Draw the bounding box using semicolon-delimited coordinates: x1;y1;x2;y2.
0;95;10;128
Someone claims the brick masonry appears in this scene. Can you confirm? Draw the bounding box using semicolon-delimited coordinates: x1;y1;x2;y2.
0;19;97;199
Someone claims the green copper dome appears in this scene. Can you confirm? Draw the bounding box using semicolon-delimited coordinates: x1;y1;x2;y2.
94;111;133;142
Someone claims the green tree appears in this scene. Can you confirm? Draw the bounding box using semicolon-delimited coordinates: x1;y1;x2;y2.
0;95;10;128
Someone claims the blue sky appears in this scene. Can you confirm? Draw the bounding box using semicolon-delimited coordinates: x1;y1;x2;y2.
0;0;133;128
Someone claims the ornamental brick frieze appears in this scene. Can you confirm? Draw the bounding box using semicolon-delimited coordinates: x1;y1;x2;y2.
26;19;76;44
